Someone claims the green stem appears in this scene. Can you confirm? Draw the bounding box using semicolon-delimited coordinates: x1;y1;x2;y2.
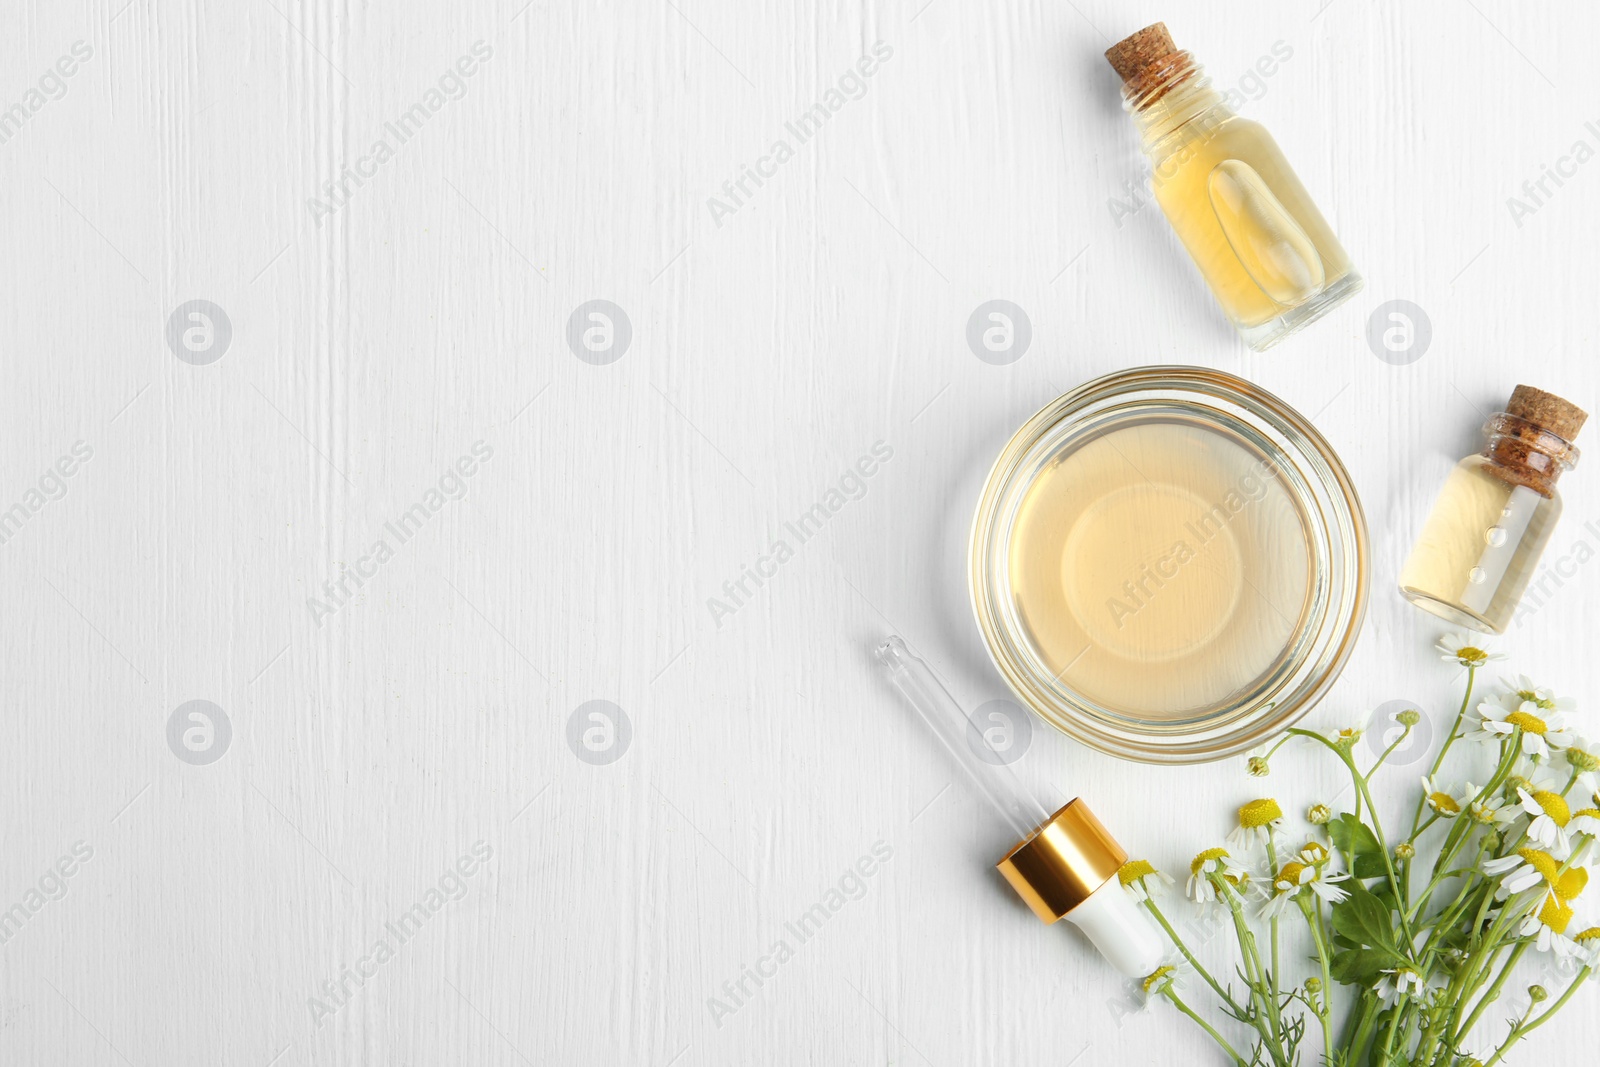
1376;995;1408;1064
1416;837;1495;958
1404;665;1479;907
1407;664;1477;839
1162;985;1249;1066
1374;722;1416;774
1266;837;1284;1050
1453;941;1530;1046
1298;895;1336;1061
1143;898;1248;1019
1481;968;1592;1067
1219;877;1288;1067
1289;728;1417;947
1342;996;1381;1067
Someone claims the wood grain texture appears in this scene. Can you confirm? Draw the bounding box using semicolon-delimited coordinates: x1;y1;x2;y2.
2;1;1597;1064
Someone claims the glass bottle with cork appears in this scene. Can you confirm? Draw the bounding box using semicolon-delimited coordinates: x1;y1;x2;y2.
1104;23;1362;350
1400;386;1587;634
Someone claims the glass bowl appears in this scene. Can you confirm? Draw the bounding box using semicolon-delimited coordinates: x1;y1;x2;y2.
968;367;1368;763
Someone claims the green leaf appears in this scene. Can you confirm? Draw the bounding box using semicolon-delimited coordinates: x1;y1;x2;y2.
1329;946;1402;985
1328;813;1388;880
1329;882;1404;959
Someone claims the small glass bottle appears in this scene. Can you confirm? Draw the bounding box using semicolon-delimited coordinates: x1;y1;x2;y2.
1104;24;1363;351
1399;386;1587;634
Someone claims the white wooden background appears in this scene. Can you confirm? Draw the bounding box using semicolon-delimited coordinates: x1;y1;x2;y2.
3;1;1597;1064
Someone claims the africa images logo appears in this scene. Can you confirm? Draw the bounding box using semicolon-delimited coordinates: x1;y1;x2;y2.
306;42;493;225
705;41;894;227
307;441;493;625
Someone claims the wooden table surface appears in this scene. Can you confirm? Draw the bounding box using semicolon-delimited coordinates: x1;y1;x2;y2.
3;1;1596;1063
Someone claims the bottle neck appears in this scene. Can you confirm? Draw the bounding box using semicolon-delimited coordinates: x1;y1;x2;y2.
1481;413;1579;497
1122;52;1233;166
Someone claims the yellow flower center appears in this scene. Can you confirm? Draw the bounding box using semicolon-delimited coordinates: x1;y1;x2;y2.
1516;847;1560;883
1537;895;1574;934
1190;847;1229;875
1456;646;1489;666
1238;798;1284;829
1142;965;1175;994
1532;790;1571;826
1575;807;1600;822
1517;689;1555;711
1301;841;1329;863
1557;867;1588;902
1574;927;1600;944
1276;861;1307;890
1428;792;1461;814
1506;710;1549;735
1118;859;1158;887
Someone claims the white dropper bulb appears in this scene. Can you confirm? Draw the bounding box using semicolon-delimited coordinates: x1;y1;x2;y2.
876;635;1165;979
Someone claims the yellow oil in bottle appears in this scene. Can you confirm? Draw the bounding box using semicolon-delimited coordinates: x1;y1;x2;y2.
1151;120;1356;336
1399;386;1587;635
1107;24;1361;349
1398;456;1560;633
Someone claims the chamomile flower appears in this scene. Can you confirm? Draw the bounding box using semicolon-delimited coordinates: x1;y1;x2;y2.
1139;958;1187;1001
1186;847;1247;905
1374;966;1427;1007
1259;849;1349;920
1227;798;1285;849
1244;744;1272;778
1565;738;1600;795
1502;674;1577;718
1117;859;1175;903
1483;847;1562;898
1475;688;1574;760
1516;787;1574;854
1436;633;1505;668
1465;785;1516;828
1520;894;1577;955
1570;807;1600;840
1296;840;1332;866
1421;775;1467;819
1331;727;1363;751
1571;927;1600;969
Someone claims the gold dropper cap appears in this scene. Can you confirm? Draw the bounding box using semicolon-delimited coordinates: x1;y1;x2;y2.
996;798;1126;922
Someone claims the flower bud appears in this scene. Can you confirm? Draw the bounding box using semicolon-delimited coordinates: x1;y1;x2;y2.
1567;747;1600;773
1307;803;1331;825
1395;842;1416;860
1304;977;1321;994
1396;708;1421;726
1247;756;1270;777
1529;984;1549;1002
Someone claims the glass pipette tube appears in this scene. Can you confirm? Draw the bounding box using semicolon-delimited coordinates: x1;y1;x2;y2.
875;635;1049;840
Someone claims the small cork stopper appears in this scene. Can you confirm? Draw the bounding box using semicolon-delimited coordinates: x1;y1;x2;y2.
1105;23;1179;90
1507;385;1587;442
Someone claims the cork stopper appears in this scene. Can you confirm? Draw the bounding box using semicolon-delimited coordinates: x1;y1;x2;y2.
1507;385;1586;442
1105;22;1190;103
1105;23;1177;84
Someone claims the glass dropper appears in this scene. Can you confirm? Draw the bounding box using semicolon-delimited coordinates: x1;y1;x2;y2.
876;634;1165;979
875;635;1049;841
